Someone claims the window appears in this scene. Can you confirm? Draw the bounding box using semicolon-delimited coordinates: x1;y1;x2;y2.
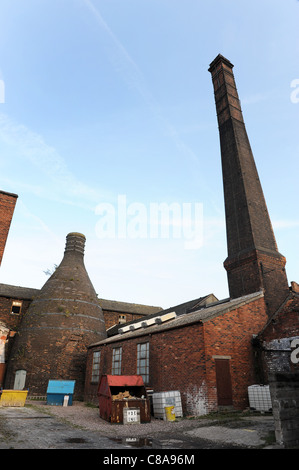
91;351;101;383
118;314;126;324
137;342;149;384
112;347;122;375
11;301;22;315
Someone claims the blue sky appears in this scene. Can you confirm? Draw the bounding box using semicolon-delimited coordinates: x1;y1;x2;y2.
0;0;298;309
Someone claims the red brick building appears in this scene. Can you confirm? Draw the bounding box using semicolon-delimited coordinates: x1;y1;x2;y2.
0;190;18;266
85;291;268;414
0;189;18;386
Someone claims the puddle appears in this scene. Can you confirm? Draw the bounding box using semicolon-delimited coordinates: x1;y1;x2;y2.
65;437;88;443
110;437;153;448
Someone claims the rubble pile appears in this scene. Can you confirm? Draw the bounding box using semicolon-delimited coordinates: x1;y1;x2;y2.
112;390;137;400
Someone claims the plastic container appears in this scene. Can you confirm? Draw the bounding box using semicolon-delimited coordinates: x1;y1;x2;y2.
248;385;272;412
152;391;183;420
165;405;176;422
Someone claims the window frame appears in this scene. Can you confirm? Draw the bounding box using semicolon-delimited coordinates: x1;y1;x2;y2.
91;350;101;383
11;300;23;315
111;347;122;375
137;342;149;384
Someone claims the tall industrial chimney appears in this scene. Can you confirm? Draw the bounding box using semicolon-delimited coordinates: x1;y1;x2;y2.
208;55;289;316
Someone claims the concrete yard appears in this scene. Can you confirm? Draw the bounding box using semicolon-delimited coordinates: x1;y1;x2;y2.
0;400;281;450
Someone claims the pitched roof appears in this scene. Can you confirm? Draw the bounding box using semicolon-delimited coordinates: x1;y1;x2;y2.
98;298;162;315
0;282;161;315
0;283;40;300
89;290;264;348
106;293;218;337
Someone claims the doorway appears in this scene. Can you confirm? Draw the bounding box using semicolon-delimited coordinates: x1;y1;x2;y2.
14;370;27;390
215;358;233;406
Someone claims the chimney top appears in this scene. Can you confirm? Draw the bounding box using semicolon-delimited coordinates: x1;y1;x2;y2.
208;54;234;73
64;232;86;256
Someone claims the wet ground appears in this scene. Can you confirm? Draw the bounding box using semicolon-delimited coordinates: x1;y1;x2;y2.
0;401;281;453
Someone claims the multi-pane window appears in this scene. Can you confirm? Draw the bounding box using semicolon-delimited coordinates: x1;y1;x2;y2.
112;347;122;375
137;342;149;384
91;351;101;383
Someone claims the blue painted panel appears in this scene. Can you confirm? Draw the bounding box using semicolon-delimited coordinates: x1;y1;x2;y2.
46;393;73;406
46;380;75;394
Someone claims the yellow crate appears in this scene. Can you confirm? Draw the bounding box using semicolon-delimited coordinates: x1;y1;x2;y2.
0;390;28;407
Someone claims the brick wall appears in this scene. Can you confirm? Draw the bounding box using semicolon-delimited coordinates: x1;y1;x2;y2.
0;296;32;375
0;190;18;265
261;292;299;342
103;310;145;331
256;291;299;379
0;296;31;331
84;324;206;413
269;372;299;448
225;251;289;317
203;296;268;411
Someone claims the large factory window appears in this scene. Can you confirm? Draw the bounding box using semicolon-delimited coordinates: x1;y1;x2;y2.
91;351;101;383
137;342;149;384
112;347;122;375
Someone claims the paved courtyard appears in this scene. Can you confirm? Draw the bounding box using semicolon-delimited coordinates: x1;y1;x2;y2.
0;401;280;451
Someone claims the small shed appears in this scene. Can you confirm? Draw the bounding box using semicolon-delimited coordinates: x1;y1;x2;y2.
46;380;76;406
98;375;150;423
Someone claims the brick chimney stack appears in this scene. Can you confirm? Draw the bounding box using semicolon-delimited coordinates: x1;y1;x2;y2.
5;232;107;399
208;54;289;316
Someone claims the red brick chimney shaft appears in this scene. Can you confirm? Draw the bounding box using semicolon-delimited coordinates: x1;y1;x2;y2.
209;55;289;316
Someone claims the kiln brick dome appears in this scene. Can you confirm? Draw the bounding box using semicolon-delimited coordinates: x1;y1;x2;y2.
5;233;107;399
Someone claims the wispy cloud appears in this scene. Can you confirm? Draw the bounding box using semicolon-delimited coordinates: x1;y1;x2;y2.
0;112;109;208
83;0;144;86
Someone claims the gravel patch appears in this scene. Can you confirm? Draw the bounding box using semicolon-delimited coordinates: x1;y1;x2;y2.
26;400;201;438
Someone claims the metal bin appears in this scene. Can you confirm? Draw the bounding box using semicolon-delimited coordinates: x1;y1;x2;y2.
46;380;75;406
0;389;28;407
97;375;151;423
